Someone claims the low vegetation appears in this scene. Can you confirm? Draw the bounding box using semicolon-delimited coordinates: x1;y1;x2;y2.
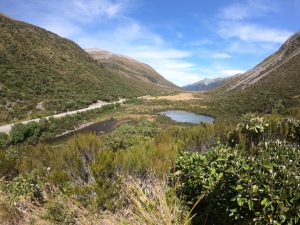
170;114;300;224
0;111;299;224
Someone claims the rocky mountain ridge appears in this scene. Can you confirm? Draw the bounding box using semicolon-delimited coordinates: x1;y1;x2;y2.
183;77;230;91
228;31;300;90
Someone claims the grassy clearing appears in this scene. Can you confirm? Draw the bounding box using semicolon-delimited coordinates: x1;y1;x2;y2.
141;92;202;101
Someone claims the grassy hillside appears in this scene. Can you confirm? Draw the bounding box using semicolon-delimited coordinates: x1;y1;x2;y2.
201;32;300;119
0;15;179;124
86;49;180;90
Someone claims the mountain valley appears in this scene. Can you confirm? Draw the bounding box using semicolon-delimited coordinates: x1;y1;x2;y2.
0;9;299;225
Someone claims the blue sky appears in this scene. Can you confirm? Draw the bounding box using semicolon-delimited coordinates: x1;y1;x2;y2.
1;0;300;86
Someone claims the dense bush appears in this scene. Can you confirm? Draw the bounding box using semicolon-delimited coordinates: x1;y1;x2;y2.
286;118;300;145
236;113;269;153
0;132;9;148
10;122;45;144
170;141;300;225
170;114;300;225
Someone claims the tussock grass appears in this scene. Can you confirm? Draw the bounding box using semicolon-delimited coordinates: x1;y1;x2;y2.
0;177;191;225
0;189;104;225
100;176;191;225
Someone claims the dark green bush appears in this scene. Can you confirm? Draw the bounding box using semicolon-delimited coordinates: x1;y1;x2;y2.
286;118;300;145
9;122;43;144
44;202;75;224
170;114;300;224
236;113;270;154
0;132;9;148
170;143;300;224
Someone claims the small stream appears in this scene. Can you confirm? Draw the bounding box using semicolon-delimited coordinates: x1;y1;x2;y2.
45;118;120;145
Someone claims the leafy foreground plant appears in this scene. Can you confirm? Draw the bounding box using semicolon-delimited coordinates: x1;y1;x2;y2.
170;140;300;225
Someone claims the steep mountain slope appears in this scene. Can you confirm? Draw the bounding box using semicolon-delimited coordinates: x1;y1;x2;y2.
228;31;300;90
182;77;230;91
0;15;178;124
85;49;180;90
205;31;300;119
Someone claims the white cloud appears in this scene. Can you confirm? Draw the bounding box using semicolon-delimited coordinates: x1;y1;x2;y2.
216;0;291;56
34;0;132;38
41;17;82;37
218;0;276;21
219;3;251;21
16;0;200;86
218;22;291;43
221;69;245;76
157;68;200;86
180;62;246;81
193;49;232;59
128;49;192;60
225;40;280;55
74;18;199;86
68;0;128;21
211;53;231;59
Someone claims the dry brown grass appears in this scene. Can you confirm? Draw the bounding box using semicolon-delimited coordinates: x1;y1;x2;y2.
141;93;202;101
0;191;22;225
0;176;191;225
99;176;191;225
0;190;104;225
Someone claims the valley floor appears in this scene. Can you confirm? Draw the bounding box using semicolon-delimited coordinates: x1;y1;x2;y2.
0;92;299;225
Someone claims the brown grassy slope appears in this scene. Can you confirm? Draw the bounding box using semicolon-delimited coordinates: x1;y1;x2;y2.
86;49;181;90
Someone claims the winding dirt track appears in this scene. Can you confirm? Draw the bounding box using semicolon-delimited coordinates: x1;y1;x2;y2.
0;99;125;134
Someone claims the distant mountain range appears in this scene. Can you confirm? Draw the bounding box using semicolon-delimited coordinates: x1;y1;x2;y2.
0;13;179;124
182;77;231;91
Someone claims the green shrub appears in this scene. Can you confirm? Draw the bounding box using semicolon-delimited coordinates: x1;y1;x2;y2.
91;150;121;210
51;133;103;184
0;170;45;203
0;145;27;179
237;113;270;154
0;132;9;149
286;118;300;145
44;201;75;224
170;141;300;225
9;122;43;144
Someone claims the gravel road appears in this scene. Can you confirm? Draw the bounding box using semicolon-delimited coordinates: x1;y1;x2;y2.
0;99;125;134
